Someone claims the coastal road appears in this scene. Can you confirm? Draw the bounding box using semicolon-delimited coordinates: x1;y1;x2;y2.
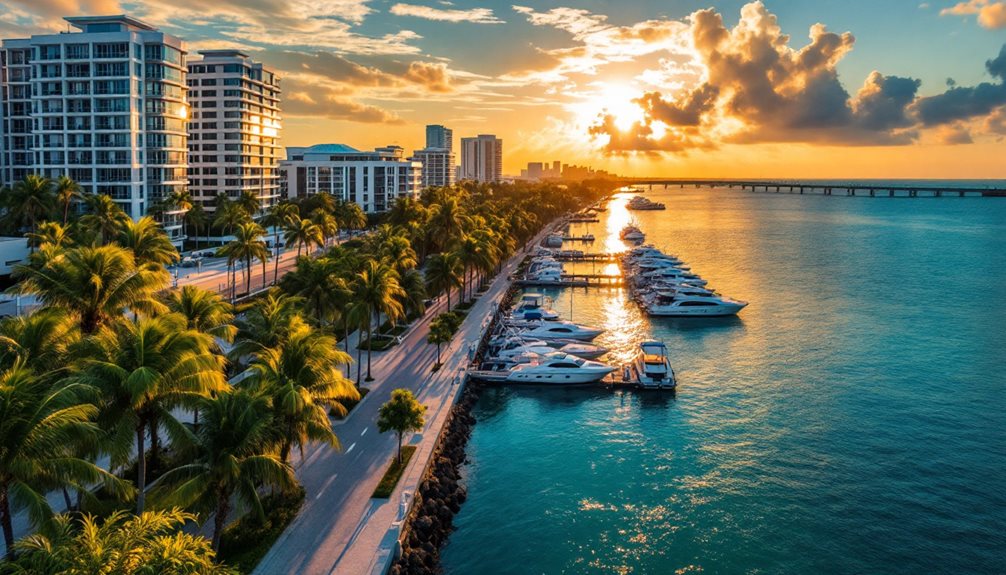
252;233;543;575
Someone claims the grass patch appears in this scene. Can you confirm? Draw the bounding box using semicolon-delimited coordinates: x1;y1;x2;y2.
218;486;306;574
331;387;369;420
372;445;418;499
357;335;397;351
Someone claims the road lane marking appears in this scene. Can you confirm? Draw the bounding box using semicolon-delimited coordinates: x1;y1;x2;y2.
315;474;338;500
360;427;368;436
346;442;356;454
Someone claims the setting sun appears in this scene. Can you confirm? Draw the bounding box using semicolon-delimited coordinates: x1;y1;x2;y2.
571;83;646;133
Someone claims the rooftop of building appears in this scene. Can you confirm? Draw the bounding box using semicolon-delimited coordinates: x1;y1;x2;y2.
196;49;251;59
294;144;361;154
65;15;158;33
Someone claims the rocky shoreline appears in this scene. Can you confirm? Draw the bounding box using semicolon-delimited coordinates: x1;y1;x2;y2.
390;383;481;575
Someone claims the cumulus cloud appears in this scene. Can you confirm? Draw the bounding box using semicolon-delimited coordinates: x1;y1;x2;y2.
590;2;924;152
402;61;453;92
912;45;1006;126
284;85;405;124
390;3;503;24
940;0;1006;29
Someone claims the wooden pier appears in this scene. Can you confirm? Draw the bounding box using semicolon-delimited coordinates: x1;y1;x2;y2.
621;179;1006;198
515;273;624;288
561;235;596;242
551;252;623;263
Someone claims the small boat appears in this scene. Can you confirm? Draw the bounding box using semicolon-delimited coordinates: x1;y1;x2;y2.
633;341;676;389
543;233;563;248
510;293;561;321
620;225;645;243
626;195;667;210
505;353;616;384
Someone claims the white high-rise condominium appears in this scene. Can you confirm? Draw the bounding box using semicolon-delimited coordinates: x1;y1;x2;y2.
460;134;502;182
411;148;455;188
187;50;281;220
0;15;189;244
280;144;422;213
426;124;452;152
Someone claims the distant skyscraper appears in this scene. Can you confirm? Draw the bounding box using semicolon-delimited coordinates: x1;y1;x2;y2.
460;135;502;183
0;15;189;245
425;124;453;152
187;50;281;217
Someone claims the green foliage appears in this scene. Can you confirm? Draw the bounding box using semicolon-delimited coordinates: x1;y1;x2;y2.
371;446;417;499
330;387;369;419
377;389;427;464
217;486;306;574
1;509;235;575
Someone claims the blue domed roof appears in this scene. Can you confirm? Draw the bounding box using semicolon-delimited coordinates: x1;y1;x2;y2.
304;144;360;154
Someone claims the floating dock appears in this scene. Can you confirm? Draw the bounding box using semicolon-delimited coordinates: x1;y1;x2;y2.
551;252;623;263
515;273;624;287
561;235;596;242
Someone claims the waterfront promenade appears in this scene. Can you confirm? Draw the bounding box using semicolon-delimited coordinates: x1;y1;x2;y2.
252;230;544;575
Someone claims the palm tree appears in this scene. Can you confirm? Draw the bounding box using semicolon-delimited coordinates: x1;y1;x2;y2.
74;313;227;514
117;216;179;267
345;301;371;387
279;256;346;327
235;189;260;220
219;222;268;295
352;260;405;381
377;231;418;276
79;193;129;245
4;508;235;573
426;197;470;252
184;202;208;251
243;322;358;462
155;390;295;551
229;292;304;361
311;208;339;248
11;245;169;335
453;235;483;303
283;216;323;258
213;193;249;238
25;221;75;269
0;362;129;557
398;269;427;318
54;175;81;226
470;228;502;293
5;175;55;241
263;202;299;284
0;308;78;378
164;285;236;344
333;199;367;234
424;252;463;311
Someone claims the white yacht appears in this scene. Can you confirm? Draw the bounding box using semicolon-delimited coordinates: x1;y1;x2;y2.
505;353;616;384
520;320;605;341
636;268;707;286
493;338;608;361
644;292;748;317
510;293;561;321
633;341;676;389
523;268;565;284
620;225;645;243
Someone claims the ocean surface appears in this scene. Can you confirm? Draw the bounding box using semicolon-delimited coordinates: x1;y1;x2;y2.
440;186;1006;575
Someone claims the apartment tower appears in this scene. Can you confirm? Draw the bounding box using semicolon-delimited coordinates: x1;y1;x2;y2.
0;15;189;243
186;50;281;219
459;134;502;182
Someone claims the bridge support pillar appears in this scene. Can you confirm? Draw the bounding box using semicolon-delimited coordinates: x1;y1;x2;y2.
870;189;875;197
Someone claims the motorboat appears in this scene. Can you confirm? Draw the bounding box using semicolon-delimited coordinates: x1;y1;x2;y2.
633;341;676;389
523;268;565;284
543;233;563;248
505;353;616;384
644;292;748;317
491;337;608;360
519;320;605;341
636;268;707;286
620;225;645;242
627;195;666;210
510;293;561;321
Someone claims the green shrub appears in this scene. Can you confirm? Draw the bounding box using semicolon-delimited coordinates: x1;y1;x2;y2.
218;486;306;574
330;387;370;419
372;445;418;499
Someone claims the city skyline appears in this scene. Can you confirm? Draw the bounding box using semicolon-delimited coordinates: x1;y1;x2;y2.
3;1;1005;178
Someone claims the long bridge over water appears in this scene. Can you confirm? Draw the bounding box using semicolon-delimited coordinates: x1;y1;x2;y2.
622;179;1006;198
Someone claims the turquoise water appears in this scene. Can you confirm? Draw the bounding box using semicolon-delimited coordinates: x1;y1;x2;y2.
441;188;1006;574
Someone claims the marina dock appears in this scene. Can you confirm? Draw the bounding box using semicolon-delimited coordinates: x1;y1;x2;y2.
515;273;624;287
